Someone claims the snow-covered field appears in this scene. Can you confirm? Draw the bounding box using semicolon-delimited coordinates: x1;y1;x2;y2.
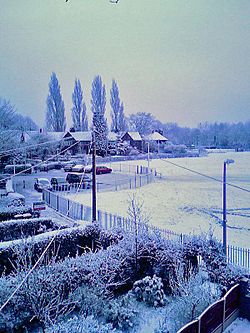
67;152;250;248
224;318;250;333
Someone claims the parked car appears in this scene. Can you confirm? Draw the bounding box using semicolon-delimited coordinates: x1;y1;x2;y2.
51;177;69;191
63;163;76;172
83;165;112;174
71;164;85;173
96;166;112;175
34;178;52;192
66;173;91;188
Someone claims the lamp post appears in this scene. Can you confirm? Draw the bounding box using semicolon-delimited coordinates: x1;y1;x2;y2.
146;142;150;171
222;159;234;254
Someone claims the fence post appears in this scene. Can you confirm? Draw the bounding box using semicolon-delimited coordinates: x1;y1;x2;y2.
67;199;70;216
139;176;142;187
56;195;59;211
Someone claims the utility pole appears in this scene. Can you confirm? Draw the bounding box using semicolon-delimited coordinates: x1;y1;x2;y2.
92;130;97;222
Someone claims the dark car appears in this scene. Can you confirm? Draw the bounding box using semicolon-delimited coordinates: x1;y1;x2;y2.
66;173;91;189
50;177;69;191
34;178;52;192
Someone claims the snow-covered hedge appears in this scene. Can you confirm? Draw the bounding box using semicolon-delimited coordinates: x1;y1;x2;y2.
0;203;32;221
0;218;66;242
0;223;120;276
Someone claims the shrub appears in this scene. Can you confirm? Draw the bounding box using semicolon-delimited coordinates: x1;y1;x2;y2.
131;275;165;307
46;315;116;333
105;295;138;330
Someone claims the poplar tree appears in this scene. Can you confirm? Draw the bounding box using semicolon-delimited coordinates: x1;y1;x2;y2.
46;72;66;132
91;75;108;156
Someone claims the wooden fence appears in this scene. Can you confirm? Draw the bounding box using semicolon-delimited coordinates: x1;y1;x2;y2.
177;284;240;333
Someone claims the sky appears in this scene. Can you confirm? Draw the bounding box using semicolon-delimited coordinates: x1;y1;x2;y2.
0;0;250;128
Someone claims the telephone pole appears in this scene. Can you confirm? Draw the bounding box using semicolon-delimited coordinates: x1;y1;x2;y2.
92;130;97;222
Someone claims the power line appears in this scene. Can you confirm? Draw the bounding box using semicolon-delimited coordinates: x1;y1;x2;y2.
0;141;80;184
0;146;92;313
0;137;71;158
160;158;250;194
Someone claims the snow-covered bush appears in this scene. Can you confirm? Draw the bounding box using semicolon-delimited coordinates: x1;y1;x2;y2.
131;275;165;307
0;217;64;242
0;204;32;221
46;315;116;333
155;270;221;333
105;295;138;330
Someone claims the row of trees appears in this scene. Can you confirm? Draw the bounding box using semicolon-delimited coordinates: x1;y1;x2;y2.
45;73;127;134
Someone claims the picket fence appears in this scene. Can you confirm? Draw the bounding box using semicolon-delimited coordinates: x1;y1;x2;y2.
177;284;240;333
43;190;250;273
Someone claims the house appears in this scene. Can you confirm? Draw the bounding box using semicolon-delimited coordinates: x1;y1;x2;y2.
143;131;168;152
143;131;168;143
63;131;92;154
120;132;143;150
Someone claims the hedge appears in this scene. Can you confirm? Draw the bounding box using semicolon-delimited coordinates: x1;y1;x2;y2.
0;218;68;242
0;223;120;276
0;205;32;221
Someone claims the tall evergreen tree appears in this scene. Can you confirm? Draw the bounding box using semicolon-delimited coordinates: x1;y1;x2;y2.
118;102;127;132
110;79;126;132
46;72;66;132
91;75;108;156
71;78;88;131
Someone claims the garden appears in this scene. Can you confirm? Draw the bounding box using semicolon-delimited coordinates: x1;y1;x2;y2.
0;212;246;332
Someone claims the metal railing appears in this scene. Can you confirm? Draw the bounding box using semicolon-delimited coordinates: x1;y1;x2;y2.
43;189;250;273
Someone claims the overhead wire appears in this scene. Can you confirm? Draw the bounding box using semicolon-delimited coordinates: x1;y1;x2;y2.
160;158;250;194
0;140;80;183
0;137;72;158
0;143;92;312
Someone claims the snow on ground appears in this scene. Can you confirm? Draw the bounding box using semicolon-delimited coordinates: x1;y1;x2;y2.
224;318;250;333
66;152;250;248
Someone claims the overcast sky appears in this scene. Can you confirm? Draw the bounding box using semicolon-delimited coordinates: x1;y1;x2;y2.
0;0;250;128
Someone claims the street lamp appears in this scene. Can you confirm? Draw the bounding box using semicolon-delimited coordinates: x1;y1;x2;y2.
222;159;234;254
146;142;150;171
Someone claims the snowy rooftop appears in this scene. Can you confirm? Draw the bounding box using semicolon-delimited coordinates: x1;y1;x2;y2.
125;132;142;141
143;132;168;141
64;131;92;142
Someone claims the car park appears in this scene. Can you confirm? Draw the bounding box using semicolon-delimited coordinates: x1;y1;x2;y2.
66;173;91;188
34;178;52;192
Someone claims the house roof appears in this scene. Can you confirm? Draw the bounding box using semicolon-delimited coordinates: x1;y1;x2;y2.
63;131;92;142
46;132;65;141
143;132;168;142
108;132;119;141
122;132;142;141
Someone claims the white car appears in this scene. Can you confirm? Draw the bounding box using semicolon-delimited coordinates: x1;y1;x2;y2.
34;178;52;192
71;164;85;173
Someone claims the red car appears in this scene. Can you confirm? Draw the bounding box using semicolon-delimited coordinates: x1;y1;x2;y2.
96;166;112;174
84;165;112;174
